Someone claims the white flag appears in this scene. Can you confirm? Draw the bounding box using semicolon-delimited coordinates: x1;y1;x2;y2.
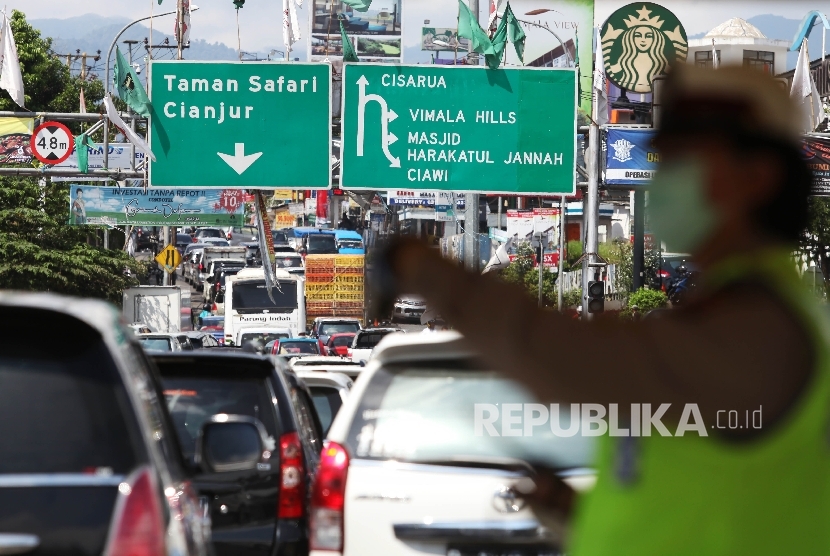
104;94;156;161
79;87;87;114
791;40;824;133
593;27;609;125
0;12;25;108
482;237;514;274
283;0;301;53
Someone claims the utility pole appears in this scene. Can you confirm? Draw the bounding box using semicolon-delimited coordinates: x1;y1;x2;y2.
462;0;480;272
557;195;566;311
582;120;599;319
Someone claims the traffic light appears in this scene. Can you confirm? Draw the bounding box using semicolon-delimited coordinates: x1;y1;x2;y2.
587;281;605;313
331;187;345;196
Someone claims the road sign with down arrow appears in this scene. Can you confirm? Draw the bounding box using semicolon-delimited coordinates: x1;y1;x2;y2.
148;60;331;189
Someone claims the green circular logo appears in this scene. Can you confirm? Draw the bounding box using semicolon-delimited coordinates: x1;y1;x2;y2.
601;3;687;93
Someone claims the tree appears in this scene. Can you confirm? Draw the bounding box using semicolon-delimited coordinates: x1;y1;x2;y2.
799;197;830;298
499;241;558;307
0;11;140;304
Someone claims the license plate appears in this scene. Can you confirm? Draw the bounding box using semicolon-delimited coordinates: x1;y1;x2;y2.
447;546;560;556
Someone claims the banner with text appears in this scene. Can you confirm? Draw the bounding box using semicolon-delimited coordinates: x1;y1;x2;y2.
342;65;576;194
604;128;658;186
67;185;248;226
53;144;145;181
803;136;830;195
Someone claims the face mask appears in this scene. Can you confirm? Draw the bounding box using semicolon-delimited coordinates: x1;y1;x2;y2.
648;157;719;253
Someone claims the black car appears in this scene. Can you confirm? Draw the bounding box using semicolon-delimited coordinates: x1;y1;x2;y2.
0;294;210;556
206;266;244;304
152;351;324;556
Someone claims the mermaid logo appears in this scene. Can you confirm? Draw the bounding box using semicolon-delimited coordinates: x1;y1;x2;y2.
601;3;687;93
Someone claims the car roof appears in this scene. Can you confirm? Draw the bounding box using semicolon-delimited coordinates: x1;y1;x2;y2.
281;337;318;343
314;317;361;323
358;327;402;334
0;292;121;342
151;350;274;364
294;369;353;388
290;356;362;367
371;331;474;365
137;333;181;339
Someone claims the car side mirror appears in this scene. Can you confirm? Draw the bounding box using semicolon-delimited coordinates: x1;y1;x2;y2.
196;415;266;473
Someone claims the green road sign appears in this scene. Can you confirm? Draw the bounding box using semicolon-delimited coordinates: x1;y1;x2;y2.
149;61;331;189
341;64;576;195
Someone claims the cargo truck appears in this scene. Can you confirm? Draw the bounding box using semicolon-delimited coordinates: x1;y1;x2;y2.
304;254;365;327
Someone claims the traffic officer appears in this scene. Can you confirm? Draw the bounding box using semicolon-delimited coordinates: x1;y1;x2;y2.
375;64;829;553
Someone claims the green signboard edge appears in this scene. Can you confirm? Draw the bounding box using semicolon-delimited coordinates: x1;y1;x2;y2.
339;62;578;197
147;59;333;190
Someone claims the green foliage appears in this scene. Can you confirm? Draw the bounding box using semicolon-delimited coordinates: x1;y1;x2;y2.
0;176;141;304
622;287;667;318
799;197;830;298
604;239;633;301
566;240;582;269
0;11;140;304
499;241;559;307
563;287;582;308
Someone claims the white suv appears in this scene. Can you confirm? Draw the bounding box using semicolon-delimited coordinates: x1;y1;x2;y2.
309;332;596;556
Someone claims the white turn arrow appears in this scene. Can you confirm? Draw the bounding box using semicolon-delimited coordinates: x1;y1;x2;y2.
217;143;263;175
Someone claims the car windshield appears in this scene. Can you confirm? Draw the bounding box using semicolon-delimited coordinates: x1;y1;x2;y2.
138;337;172;351
240;332;289;353
307;234;337;254
162;377;278;464
0;328;140;474
232;280;298;311
200;316;224;328
278;341;319;355
275;256;302;268
338;239;363;249
355;331;393;349
330;335;355;347
198;229;223;238
177;233;192;244
345;367;595;470
309;385;343;436
272;230;288;243
319;322;360;336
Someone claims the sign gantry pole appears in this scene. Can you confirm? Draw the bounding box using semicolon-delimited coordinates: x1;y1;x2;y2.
582;95;599;319
463;0;481;272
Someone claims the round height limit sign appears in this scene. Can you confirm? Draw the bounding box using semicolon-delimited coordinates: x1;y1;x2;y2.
31;121;73;164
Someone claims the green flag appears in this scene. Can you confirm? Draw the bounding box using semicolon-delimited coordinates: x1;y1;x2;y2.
340;18;359;62
486;14;507;70
74;134;96;174
114;46;151;117
505;3;526;62
341;0;372;12
457;0;494;56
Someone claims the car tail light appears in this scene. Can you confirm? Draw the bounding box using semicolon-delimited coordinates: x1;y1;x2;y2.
278;432;305;519
347;348;352;358
103;467;165;556
659;270;671;278
310;442;349;552
271;340;281;354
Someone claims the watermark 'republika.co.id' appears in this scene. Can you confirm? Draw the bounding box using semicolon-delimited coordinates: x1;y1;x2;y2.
473;404;763;437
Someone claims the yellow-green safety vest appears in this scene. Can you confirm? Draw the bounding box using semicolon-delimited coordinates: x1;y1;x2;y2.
570;249;830;555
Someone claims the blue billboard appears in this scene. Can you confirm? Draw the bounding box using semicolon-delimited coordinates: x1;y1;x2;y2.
604;128;658;186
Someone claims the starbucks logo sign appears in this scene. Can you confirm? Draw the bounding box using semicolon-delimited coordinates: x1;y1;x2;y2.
601;3;687;93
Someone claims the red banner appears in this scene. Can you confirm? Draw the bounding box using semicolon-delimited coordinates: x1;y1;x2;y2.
508;252;560;267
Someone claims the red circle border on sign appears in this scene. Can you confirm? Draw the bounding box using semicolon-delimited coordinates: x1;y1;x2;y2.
30;120;74;165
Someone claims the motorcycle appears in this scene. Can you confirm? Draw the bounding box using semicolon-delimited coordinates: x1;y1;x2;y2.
667;264;698;306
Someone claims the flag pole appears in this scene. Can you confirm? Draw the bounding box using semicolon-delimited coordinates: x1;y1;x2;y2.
236;7;241;60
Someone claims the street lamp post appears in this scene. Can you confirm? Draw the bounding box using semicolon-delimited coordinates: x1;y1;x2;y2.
102;7;200;169
520;9;573;67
